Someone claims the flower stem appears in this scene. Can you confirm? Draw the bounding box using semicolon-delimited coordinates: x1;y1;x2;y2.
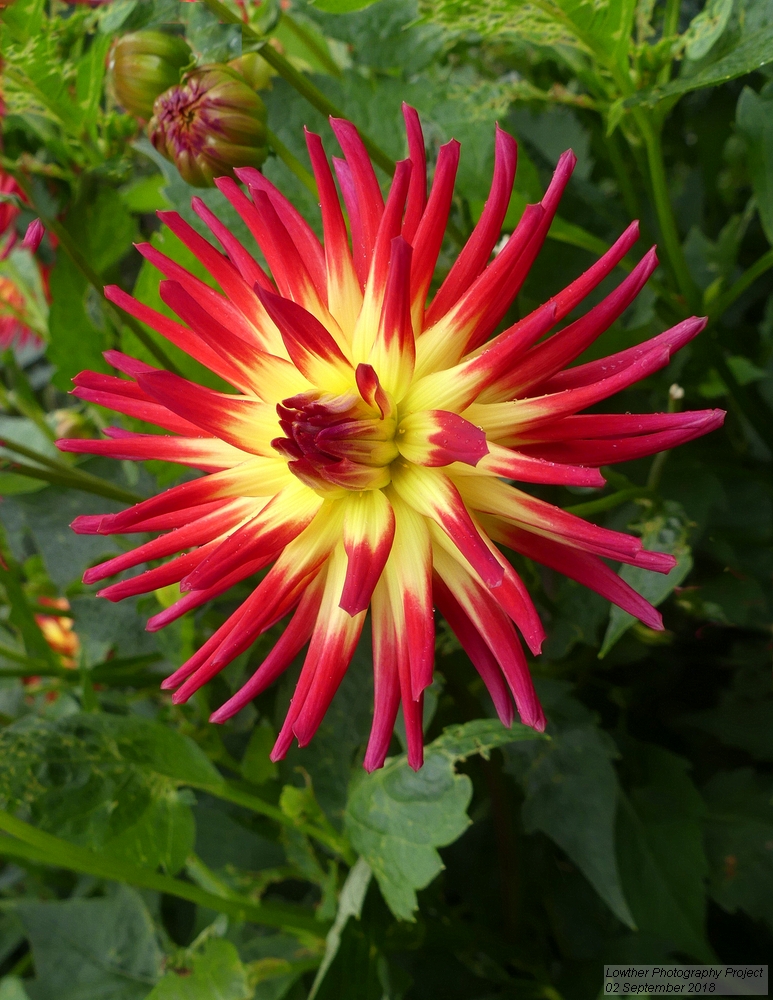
564;486;653;517
707;247;773;322
193;778;357;866
647;383;684;490
201;0;396;176
0;454;144;505
0;809;328;937
266;127;318;196
635;112;700;310
280;12;342;78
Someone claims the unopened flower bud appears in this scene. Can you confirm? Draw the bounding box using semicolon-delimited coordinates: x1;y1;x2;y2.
228;51;274;92
109;30;193;120
21;218;44;252
149;65;268;188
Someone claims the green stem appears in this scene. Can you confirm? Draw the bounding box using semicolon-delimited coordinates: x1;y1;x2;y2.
0;811;327;937
564;486;653;517
0;437;78;474
0;456;143;504
0;643;49;672
201;0;395;176
604;127;642;223
646;384;683;490
280;12;343;78
707;247;773;322
265;127;318;196
657;0;682;86
193;780;356;866
635;112;699;309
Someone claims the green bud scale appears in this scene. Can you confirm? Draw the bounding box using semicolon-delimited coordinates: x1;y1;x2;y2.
109;30;193;120
148;65;268;188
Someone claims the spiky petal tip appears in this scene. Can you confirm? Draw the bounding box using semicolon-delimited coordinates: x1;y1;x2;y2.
59;105;724;770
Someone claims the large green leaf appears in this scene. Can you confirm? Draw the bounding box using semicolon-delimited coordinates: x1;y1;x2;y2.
617;744;713;962
418;0;635;68
345;719;542;920
0;713;220;873
623;0;773;108
683;660;773;762
47;254;111;393
600;502;693;658
703;769;773;930
505;682;634;928
0;479;125;588
0;979;31;1000
16;886;162;1000
736;85;773;246
147;939;251;1000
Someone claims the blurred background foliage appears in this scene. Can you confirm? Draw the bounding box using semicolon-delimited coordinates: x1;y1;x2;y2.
0;0;771;996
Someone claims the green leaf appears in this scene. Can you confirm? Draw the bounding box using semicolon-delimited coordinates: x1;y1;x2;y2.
344;719;542;920
75;34;112;132
147;939;251;1000
47;253;111;394
0;0;45;43
311;0;381;12
418;0;635;68
0;713;220;873
65;188;138;277
0;553;58;671
599;502;693;658
119;175;170;214
683;0;734;61
0;979;31;1000
68;596;159;666
16;885;162;1000
617;744;713;961
241;722;279;786
624;0;773;108
504;682;635;928
308;857;372;1000
736;85;773;246
194;800;285;873
683;667;773;762
702;769;773;930
0;480;124;588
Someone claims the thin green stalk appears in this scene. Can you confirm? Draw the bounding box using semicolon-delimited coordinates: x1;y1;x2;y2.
201;0;395;176
657;0;683;86
193;780;356;866
647;383;683;490
605;128;642;223
634;112;699;309
707;247;773;322
0;643;50;672
0;456;143;504
564;486;652;517
0;811;327;937
280;12;342;78
265;127;318;197
0;437;79;474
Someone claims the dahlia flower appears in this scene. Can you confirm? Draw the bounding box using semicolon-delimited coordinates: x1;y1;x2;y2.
59;108;723;770
0;170;24;259
34;597;80;667
0;275;43;352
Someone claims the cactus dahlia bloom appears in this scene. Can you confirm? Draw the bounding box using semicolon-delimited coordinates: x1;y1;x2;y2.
58;108;724;770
